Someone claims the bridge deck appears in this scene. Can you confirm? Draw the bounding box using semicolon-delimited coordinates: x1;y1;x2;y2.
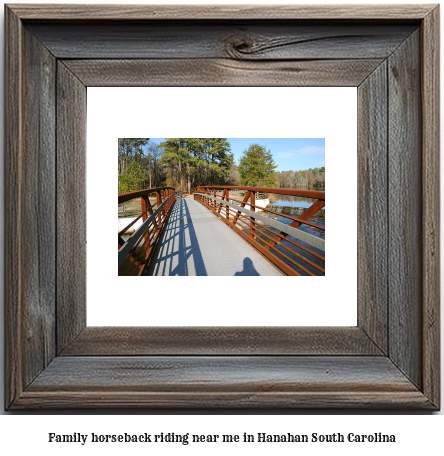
148;197;283;276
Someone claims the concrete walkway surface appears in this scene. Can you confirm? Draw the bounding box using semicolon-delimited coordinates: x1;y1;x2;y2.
148;198;283;276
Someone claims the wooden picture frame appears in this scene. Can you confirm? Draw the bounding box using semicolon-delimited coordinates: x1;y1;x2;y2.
5;4;440;409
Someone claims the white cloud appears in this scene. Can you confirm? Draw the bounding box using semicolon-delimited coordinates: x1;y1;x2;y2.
277;145;325;159
276;151;297;158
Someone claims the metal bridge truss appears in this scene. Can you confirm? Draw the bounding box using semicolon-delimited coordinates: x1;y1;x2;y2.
118;187;178;276
194;185;325;276
118;185;325;276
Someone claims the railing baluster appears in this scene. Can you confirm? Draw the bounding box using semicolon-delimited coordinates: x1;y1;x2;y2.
224;189;229;220
263;198;325;251
118;186;178;275
233;191;250;226
192;185;325;276
250;191;255;239
140;196;151;249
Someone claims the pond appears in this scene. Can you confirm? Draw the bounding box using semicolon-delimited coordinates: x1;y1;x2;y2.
267;193;325;209
264;192;325;245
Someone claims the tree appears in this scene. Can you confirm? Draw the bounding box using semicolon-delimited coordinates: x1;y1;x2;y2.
160;138;233;192
306;170;316;187
118;138;149;174
238;144;277;187
140;141;166;188
278;170;295;188
200;138;233;186
314;170;325;188
118;161;147;193
160;138;199;193
294;170;308;188
291;168;325;189
229;164;241;186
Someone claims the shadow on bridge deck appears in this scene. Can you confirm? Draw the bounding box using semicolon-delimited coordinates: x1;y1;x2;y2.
148;198;282;276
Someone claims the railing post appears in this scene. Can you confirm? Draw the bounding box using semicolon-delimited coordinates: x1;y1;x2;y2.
140;195;152;246
224;189;229;220
156;190;163;225
233;190;251;226
187;185;325;276
205;187;210;209
162;190;167;218
250;191;255;239
118;186;180;275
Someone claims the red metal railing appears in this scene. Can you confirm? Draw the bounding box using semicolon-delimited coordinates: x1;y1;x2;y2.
193;185;325;276
118;187;177;276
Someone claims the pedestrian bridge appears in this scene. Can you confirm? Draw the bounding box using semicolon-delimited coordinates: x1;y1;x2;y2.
118;186;325;276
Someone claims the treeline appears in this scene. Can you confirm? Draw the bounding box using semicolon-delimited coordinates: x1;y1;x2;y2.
275;167;325;189
118;138;165;193
118;138;325;193
161;138;233;193
118;138;234;194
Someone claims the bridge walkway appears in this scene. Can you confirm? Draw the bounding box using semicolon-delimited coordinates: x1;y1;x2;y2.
148;197;283;276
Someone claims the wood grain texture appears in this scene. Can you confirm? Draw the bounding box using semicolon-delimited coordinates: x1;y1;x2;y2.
16;390;433;410
421;6;440;409
27;22;416;60
5;7;58;409
7;4;435;20
28;356;418;390
4;5;24;410
388;31;422;389
14;356;433;409
21;27;57;388
56;62;87;353
61;327;382;356
64;59;384;87
357;62;388;354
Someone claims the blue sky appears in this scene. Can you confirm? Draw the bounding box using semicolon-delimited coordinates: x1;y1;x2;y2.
150;138;325;172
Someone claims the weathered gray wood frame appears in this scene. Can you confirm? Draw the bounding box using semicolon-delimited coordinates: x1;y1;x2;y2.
5;5;440;409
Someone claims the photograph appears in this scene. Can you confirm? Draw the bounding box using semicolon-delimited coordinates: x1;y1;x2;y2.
117;138;325;276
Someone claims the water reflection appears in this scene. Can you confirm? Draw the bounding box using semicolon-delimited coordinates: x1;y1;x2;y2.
264;191;325;239
268;193;325;209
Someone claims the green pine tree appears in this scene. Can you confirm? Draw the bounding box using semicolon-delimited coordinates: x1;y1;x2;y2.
160;138;233;191
238;144;277;187
118;161;147;193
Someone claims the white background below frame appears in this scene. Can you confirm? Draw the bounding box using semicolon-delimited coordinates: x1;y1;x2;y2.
86;87;357;326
